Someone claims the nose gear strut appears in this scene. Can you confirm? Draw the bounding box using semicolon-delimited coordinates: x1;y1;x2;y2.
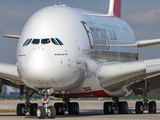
37;88;56;119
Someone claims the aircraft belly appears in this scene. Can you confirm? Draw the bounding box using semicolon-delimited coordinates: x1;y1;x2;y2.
22;66;81;88
50;90;111;98
50;73;131;98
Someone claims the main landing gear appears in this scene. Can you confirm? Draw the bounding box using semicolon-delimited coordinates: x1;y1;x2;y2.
54;98;79;115
103;97;128;114
17;85;38;116
135;79;156;114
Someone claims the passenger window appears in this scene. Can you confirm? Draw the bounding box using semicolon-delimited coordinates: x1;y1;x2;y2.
32;39;40;44
51;38;59;45
55;38;63;45
23;39;29;46
108;30;113;40
41;38;50;44
113;30;117;40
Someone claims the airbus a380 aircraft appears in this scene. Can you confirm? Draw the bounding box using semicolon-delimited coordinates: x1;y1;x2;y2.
1;0;160;119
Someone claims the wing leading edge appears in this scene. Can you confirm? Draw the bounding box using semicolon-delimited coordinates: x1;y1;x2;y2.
98;59;160;91
3;35;20;39
0;63;21;93
137;39;160;48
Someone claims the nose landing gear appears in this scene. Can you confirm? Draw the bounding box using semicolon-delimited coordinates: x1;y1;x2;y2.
37;88;56;119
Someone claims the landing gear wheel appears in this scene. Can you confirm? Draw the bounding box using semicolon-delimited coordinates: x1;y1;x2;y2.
68;102;79;115
54;103;65;115
103;102;113;114
135;101;143;114
73;102;79;115
37;106;45;119
30;103;38;116
47;106;56;119
149;101;156;114
17;103;25;116
118;101;128;114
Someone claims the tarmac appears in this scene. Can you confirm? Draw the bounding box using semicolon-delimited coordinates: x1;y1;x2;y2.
0;100;160;120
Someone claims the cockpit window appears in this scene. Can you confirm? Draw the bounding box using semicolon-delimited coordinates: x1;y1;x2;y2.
23;38;63;46
41;38;50;44
55;38;63;45
51;38;59;45
23;38;32;46
26;39;32;46
32;39;40;44
23;39;29;46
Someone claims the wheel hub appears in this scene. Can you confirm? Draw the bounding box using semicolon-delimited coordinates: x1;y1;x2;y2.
37;109;41;117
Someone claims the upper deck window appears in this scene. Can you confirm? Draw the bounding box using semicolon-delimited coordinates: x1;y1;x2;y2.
41;38;50;44
23;38;32;46
51;38;59;45
32;39;40;44
55;38;63;45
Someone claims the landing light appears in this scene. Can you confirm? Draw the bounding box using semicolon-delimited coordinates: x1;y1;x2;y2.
47;89;50;92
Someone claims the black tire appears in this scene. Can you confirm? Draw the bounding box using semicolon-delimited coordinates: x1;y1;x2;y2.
68;102;79;115
149;101;156;114
118;101;128;114
30;103;38;116
54;103;65;115
73;102;79;115
135;101;143;114
37;106;45;119
47;106;56;119
103;102;113;114
17;103;25;116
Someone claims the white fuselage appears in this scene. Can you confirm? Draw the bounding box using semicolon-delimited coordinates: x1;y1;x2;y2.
17;6;138;97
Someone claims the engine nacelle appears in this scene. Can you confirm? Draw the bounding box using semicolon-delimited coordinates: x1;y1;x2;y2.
0;80;5;94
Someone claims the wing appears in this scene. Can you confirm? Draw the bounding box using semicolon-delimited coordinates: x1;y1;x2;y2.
3;35;20;39
98;59;160;92
137;39;160;48
0;63;22;93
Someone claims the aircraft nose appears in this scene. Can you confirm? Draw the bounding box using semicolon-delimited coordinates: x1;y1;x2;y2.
27;49;50;74
20;48;54;86
20;48;79;89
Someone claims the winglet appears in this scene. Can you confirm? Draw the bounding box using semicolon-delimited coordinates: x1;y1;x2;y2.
108;0;121;17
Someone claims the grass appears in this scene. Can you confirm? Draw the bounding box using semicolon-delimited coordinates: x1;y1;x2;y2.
0;109;16;113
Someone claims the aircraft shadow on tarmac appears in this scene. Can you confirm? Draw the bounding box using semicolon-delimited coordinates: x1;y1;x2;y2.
1;108;160;119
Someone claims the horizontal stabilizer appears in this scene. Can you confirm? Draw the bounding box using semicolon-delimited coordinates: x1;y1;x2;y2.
3;35;20;39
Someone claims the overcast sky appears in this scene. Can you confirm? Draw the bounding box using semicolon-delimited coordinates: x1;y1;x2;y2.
0;0;160;64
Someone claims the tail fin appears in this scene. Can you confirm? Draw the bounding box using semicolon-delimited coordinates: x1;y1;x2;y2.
108;0;121;17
